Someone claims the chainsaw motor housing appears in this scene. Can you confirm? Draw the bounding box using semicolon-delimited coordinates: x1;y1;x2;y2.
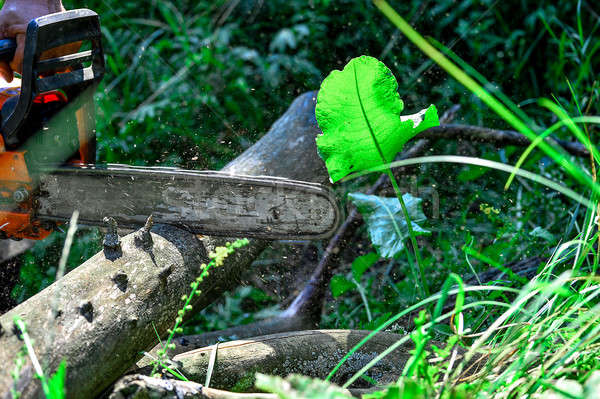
0;9;105;240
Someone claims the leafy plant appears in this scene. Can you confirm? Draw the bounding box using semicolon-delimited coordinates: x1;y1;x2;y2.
316;2;600;398
315;54;439;297
315;55;437;183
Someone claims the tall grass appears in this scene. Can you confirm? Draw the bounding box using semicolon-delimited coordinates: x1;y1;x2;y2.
319;1;600;397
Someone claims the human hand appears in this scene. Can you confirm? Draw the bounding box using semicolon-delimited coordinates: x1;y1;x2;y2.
0;0;65;82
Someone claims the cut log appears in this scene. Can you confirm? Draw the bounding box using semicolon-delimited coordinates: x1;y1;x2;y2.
0;91;329;399
158;330;414;391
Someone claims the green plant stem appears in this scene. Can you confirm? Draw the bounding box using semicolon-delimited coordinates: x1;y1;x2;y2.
14;317;51;397
150;261;215;378
352;278;372;322
388;170;429;296
151;239;249;379
351;62;429;297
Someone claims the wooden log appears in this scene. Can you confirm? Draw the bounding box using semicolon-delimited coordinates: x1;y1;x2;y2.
0;91;329;399
163;330;414;391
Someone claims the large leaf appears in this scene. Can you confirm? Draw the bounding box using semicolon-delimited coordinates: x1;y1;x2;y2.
349;193;430;258
315;55;438;182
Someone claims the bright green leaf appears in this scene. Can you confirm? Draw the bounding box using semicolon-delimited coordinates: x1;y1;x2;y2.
46;360;67;399
315;55;438;182
330;275;355;298
349;193;429;258
255;373;353;399
351;252;379;281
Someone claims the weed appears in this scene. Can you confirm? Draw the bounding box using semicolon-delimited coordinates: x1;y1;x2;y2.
149;238;250;379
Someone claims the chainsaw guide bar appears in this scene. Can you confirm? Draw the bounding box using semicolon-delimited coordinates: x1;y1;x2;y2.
35;164;341;240
0;9;342;241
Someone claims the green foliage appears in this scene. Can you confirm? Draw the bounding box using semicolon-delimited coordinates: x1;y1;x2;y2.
330;275;355;299
364;382;430;399
363;386;402;399
349;193;429;258
254;373;353;399
315;55;438;182
9;1;600;397
319;1;600;397
351;252;379;281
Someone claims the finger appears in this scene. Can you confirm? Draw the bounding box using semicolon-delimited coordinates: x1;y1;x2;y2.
0;60;12;83
9;34;25;75
5;23;27;36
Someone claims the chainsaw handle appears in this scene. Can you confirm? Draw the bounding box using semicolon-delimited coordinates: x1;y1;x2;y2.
0;39;16;63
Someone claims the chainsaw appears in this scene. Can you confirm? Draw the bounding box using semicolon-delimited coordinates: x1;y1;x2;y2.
0;9;340;241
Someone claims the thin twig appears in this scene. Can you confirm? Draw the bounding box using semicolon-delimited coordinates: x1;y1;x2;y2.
424;124;590;157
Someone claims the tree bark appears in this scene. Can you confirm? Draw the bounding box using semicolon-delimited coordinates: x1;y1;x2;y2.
0;91;329;399
161;329;413;391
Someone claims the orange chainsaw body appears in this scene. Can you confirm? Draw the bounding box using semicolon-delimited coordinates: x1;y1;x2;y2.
0;89;76;240
0;145;52;240
0;9;104;241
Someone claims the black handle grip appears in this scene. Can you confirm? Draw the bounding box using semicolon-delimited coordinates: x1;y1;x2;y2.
0;39;17;63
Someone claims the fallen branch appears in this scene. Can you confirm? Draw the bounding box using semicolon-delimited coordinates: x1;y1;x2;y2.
148;330;415;390
424;124;590;157
0;91;330;399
